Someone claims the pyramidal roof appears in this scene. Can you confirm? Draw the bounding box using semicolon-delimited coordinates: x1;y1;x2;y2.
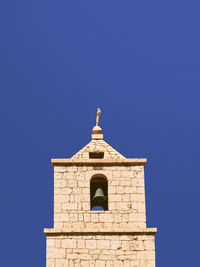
72;126;125;159
72;110;125;160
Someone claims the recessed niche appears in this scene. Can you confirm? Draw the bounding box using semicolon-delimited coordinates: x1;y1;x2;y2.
89;152;104;159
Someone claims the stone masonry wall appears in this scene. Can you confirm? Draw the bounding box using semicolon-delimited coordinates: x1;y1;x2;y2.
45;162;156;267
71;139;125;160
46;234;155;267
53;165;146;229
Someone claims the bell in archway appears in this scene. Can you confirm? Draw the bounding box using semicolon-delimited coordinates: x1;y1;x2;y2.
93;188;106;202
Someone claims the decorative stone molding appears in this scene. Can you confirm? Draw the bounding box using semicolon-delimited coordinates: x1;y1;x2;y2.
51;158;147;166
44;227;157;236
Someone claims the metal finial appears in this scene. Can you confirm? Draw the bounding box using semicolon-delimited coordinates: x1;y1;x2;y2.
96;108;101;126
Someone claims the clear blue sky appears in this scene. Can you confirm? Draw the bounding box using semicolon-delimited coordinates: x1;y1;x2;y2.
0;1;199;266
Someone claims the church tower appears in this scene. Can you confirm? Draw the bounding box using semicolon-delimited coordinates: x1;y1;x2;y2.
44;109;157;267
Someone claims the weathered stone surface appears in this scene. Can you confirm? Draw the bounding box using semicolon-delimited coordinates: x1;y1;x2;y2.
45;124;156;266
46;235;155;265
71;137;125;160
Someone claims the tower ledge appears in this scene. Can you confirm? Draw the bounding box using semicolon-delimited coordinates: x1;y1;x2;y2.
51;158;147;166
44;227;157;236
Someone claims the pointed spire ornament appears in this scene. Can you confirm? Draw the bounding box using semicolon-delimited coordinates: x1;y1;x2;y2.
96;108;101;126
92;108;103;140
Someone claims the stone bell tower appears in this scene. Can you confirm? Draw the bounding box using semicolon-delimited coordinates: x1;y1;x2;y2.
44;109;157;267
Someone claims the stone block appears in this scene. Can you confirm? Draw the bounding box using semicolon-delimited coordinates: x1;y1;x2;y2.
62;203;77;211
78;181;88;188
54;195;69;203
105;261;114;267
100;213;113;223
67;179;77;188
54;166;67;173
132;202;137;210
62;188;72;194
63;172;74;179
130;241;144;251
53;223;63;231
54;180;66;188
113;213;122;223
124;187;136;194
55;240;61;248
109;194;122;202
81;194;89;202
121;241;129;250
137;251;155;260
54;203;62;212
112;171;122;177
77;166;87;171
80;260;91;267
96;240;110;249
113;261;123;267
91;213;99;222
121;166;131;171
138;235;155;241
144;240;155;251
145;260;155;267
46;259;55;267
129;213;146;222
54;213;69;222
81;202;90;210
78;213;84;222
66;253;77;260
138;260;146;267
122;194;129;201
82;188;90;194
69;213;78;222
86;239;97;249
136;179;144;186
74;194;81;202
75;172;85;180
55;259;68;267
54;188;62;195
110;240;121;250
115;202;126;210
116;186;124;194
130;194;145;202
47;238;55;247
121;214;129;222
72;188;81;194
138;202;146;213
121;171;134;177
137;186;145;193
109;202;116;210
109;185;116;194
66;166;77;172
61;239;77;249
84;213;91;222
77;239;85;248
54;173;63;179
47;247;65;259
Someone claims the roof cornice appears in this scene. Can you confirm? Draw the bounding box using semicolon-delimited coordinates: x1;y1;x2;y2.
44;227;156;236
51;158;147;166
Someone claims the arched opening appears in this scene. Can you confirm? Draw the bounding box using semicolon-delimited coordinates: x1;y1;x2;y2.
90;175;108;211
